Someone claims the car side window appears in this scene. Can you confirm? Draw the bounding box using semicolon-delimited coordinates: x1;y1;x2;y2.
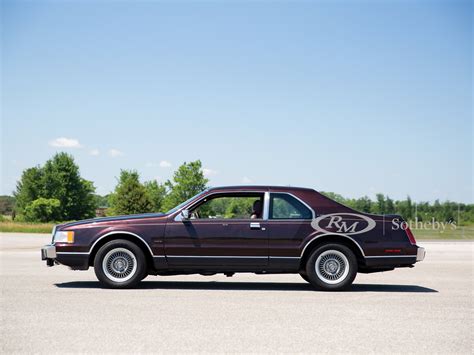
191;194;264;219
270;193;312;219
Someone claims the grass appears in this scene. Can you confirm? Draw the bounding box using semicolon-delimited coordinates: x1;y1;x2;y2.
0;221;55;233
0;221;472;239
411;226;473;240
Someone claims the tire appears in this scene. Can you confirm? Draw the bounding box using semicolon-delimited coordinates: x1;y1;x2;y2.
300;273;310;283
94;239;147;289
305;243;357;291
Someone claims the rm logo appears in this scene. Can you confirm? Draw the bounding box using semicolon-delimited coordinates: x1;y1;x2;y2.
311;213;376;235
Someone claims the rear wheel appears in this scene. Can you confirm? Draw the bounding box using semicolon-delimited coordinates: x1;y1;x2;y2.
305;243;357;291
94;239;147;288
299;273;310;283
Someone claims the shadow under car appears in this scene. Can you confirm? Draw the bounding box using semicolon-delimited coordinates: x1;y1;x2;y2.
55;280;438;293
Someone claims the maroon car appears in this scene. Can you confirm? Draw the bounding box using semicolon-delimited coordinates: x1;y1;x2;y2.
41;186;425;290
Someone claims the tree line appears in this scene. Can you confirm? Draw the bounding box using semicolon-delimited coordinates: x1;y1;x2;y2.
321;192;474;226
1;152;473;225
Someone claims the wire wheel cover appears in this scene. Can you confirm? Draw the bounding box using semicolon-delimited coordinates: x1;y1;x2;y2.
102;248;137;282
315;250;350;284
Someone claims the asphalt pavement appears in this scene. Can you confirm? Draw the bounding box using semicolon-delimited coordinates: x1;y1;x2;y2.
1;233;472;354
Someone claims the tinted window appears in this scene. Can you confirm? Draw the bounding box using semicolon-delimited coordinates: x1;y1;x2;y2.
192;194;264;219
270;193;312;219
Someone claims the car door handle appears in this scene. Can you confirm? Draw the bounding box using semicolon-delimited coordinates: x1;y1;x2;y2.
250;222;261;230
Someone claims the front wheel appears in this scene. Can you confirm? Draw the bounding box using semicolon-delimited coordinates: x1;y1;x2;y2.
94;239;147;288
305;244;357;291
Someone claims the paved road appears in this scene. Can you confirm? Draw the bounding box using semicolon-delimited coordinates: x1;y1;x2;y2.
1;233;472;354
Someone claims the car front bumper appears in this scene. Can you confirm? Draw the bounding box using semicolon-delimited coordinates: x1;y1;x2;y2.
41;244;56;266
41;244;89;270
416;246;426;262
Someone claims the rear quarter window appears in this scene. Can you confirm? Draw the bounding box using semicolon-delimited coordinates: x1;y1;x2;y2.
270;193;313;219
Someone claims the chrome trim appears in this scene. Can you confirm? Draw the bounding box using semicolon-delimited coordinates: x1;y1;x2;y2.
166;255;267;259
301;233;366;257
263;192;270;220
250;222;261;229
89;231;154;257
269;192;316;219
41;245;56;259
56;252;89;255
365;255;416;258
173;189;268;222
50;225;57;244
416;247;426;262
165;254;417;259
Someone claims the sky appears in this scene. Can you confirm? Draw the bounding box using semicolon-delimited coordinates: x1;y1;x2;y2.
1;0;472;203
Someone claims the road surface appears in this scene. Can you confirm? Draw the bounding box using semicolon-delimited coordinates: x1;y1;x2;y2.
1;233;472;353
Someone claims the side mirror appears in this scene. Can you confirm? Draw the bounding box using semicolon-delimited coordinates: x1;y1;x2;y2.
180;209;190;220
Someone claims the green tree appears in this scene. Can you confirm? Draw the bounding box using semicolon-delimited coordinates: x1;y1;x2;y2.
14;153;96;221
373;193;386;214
395;196;413;221
41;153;96;220
162;160;209;211
385;196;395;214
320;191;346;204
94;194;110;208
353;196;373;213
145;180;167;212
108;170;153;215
24;198;61;222
14;167;43;214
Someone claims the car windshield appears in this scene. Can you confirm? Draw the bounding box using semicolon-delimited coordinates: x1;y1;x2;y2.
165;190;208;214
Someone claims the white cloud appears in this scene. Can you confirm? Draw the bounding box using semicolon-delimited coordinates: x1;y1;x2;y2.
203;168;218;177
89;149;100;156
242;176;252;183
146;162;157;168
108;148;123;157
159;160;172;168
49;137;82;148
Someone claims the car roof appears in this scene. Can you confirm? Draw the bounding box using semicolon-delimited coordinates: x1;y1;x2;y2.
207;185;316;193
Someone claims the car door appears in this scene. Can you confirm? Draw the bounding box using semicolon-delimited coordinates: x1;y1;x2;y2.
164;192;268;268
266;192;315;269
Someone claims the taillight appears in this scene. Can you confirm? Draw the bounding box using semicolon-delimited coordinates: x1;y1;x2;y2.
405;226;417;245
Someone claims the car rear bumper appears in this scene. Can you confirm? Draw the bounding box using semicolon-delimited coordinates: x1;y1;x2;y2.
416;246;426;262
364;246;425;268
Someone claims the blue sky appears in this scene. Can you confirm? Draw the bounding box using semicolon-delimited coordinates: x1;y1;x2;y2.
1;0;472;203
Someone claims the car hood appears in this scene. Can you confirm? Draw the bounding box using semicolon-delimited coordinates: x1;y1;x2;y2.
57;212;167;229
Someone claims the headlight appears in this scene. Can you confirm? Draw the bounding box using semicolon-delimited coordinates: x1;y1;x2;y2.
53;231;75;244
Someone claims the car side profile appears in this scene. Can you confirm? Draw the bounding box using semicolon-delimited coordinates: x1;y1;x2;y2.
41;186;425;290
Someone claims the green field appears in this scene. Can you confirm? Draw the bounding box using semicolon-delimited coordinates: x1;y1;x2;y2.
0;221;472;239
0;221;55;233
411;226;473;240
